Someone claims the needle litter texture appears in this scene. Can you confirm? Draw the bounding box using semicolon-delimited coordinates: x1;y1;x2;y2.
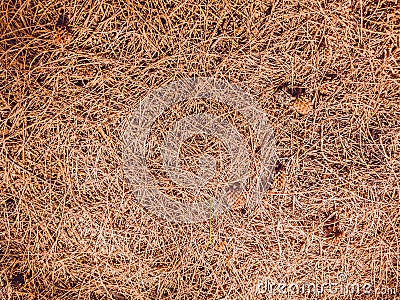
1;0;400;299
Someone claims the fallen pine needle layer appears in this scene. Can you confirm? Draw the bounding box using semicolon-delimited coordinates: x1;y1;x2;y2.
1;0;400;299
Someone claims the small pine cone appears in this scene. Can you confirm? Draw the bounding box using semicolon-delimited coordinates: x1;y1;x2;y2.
53;27;73;46
226;191;246;210
326;229;344;244
292;96;312;115
225;182;246;210
273;162;287;189
214;241;227;252
74;67;95;79
231;193;246;210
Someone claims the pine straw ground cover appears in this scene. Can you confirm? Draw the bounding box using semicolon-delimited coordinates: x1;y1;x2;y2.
1;0;400;299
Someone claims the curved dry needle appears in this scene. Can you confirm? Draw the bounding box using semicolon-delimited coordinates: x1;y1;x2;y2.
205;196;213;250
